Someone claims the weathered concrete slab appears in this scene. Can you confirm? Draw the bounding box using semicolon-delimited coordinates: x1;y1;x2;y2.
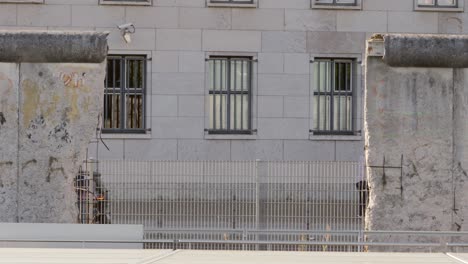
0;63;19;223
0;31;107;223
0;31;108;63
365;34;468;251
17;63;105;223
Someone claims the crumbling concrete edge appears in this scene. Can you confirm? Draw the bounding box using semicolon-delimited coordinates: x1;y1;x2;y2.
0;31;109;63
368;33;468;68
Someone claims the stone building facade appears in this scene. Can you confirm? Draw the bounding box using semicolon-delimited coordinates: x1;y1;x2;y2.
1;0;466;162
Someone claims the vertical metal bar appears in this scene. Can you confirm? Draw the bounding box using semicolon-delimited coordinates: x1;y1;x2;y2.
212;60;217;130
247;60;252;131
220;60;224;130
338;62;342;132
233;61;237;130
240;60;244;131
227;60;231;131
330;61;335;132
316;62;321;131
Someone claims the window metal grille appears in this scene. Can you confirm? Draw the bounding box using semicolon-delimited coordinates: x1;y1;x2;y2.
314;0;357;6
417;0;457;7
104;55;146;133
208;57;253;135
312;59;355;135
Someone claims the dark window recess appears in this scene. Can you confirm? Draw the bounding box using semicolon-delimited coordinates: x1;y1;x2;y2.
103;55;146;133
312;59;356;135
207;57;253;135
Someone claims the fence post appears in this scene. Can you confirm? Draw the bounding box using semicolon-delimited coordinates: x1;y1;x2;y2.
255;159;268;250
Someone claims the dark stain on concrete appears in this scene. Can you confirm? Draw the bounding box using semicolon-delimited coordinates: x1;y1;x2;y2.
48;121;71;146
46;157;65;183
22;159;37;170
0;112;5;126
0;161;13;167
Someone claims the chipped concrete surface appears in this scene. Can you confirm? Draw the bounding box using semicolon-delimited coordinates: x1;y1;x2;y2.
0;31;107;223
365;34;468;251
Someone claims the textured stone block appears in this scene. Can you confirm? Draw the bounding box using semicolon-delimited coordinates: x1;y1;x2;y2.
232;9;284;31
258;53;284;74
156;29;202;51
180;8;231;30
152;51;179;73
285;10;336;31
258;96;283;118
284;140;335;161
307;31;366;54
177;139;231;160
178;52;205;73
152;73;205;95
178;95;204;117
284;53;309;74
18;5;71;27
258;74;309;96
125;7;178;28
388;12;438;33
72;6;125;27
230;140;284;161
257;118;309;139
336;11;387;33
151;117;204;139
283;96;309;118
203;30;262;52
152;95;178;117
261;31;307;53
124;139;177;160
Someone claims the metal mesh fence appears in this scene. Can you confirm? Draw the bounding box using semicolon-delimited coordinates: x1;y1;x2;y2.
75;160;365;251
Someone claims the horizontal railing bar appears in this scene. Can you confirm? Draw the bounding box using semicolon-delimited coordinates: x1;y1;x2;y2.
1;239;467;248
144;229;468;236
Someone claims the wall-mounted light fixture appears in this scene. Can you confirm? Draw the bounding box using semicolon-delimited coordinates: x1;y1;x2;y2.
117;23;135;44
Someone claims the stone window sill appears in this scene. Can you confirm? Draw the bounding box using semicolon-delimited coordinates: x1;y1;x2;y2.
414;6;463;12
99;0;152;6
204;134;257;140
100;133;152;139
207;1;257;8
309;134;362;141
311;1;362;10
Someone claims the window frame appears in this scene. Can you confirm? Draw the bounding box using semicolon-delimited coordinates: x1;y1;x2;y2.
99;0;152;6
102;54;149;135
414;0;463;11
311;0;362;10
206;0;258;8
204;52;258;140
309;54;362;140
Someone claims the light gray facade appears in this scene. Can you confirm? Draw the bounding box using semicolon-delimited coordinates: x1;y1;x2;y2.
1;0;467;162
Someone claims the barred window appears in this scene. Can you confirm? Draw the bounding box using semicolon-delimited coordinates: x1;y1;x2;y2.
103;55;146;133
417;0;457;7
312;59;355;135
314;0;357;6
208;57;252;134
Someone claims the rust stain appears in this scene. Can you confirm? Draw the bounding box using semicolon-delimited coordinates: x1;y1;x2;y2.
0;72;14;113
22;79;40;127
